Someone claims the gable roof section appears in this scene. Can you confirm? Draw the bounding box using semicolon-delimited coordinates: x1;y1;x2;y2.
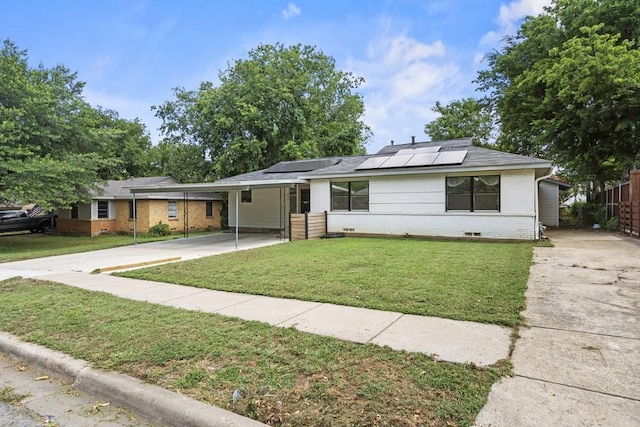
214;138;552;184
94;176;223;200
126;139;553;194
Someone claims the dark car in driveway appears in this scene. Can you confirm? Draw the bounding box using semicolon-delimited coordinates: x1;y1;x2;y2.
0;210;53;233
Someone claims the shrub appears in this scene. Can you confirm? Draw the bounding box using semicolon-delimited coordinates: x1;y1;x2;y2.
148;222;170;236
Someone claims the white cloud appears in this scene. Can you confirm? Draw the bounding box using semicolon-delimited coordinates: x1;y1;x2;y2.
282;3;301;20
83;87;162;142
347;34;464;152
480;0;552;47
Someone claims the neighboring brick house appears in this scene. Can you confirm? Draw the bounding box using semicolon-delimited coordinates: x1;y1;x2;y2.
56;176;223;236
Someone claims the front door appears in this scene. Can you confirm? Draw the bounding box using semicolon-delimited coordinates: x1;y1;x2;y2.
301;189;310;213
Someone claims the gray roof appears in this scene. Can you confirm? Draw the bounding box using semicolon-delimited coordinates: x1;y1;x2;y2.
93;176;223;200
215;138;552;184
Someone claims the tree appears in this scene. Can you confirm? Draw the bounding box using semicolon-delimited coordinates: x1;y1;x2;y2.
423;98;493;146
0;40;153;210
148;140;213;183
154;43;371;179
476;0;640;200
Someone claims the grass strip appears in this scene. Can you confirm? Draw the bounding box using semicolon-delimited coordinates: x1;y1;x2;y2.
120;237;532;326
0;278;510;426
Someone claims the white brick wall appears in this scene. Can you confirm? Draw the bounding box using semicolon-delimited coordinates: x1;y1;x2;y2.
319;169;538;240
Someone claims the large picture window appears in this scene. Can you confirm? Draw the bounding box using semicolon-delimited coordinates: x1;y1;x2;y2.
97;201;109;218
446;175;500;212
331;181;369;211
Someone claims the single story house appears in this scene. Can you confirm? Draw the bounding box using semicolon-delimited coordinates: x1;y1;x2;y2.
129;139;555;241
56;176;223;236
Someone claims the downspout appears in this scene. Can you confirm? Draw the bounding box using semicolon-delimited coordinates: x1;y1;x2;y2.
534;169;554;240
133;193;137;245
235;190;239;249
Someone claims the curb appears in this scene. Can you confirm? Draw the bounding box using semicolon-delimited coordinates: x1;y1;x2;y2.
0;331;264;427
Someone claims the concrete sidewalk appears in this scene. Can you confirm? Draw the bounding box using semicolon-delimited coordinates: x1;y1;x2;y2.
35;271;511;367
475;230;640;426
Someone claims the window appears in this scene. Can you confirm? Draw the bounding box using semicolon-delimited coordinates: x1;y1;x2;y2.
128;201;137;219
331;181;369;211
71;205;78;219
97;201;109;218
206;201;214;218
241;190;252;203
446;175;500;212
168;201;178;219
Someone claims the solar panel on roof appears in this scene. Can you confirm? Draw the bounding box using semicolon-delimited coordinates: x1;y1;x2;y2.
264;158;340;173
433;150;467;165
356;156;391;170
405;152;439;167
396;146;441;156
379;154;413;168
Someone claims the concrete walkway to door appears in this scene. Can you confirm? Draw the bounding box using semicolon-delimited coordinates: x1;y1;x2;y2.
475;230;640;426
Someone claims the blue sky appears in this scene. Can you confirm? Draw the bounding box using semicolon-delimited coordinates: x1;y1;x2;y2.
1;0;550;154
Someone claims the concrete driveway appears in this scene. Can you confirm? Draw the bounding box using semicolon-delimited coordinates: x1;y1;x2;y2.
476;230;640;426
0;232;284;280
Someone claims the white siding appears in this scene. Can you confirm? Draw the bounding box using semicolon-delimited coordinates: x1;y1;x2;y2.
79;203;92;220
228;188;286;229
310;179;330;212
538;181;559;226
315;169;539;240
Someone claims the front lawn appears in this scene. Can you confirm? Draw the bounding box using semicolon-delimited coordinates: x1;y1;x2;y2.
120;237;533;326
0;232;215;263
0;278;509;426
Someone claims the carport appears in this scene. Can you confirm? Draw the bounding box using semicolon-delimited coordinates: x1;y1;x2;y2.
127;179;307;248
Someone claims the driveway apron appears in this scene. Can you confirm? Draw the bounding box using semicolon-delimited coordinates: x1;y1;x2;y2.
475;230;640;426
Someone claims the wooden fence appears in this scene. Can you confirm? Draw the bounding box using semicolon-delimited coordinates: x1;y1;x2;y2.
606;170;640;238
290;212;327;241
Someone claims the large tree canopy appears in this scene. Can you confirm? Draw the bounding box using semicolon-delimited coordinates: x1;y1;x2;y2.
423;97;493;146
476;0;640;198
154;43;371;179
0;40;152;209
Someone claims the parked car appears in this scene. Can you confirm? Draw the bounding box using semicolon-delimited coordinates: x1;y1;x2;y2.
0;210;53;233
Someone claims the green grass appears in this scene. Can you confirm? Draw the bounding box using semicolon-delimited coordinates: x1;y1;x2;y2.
0;232;217;263
0;278;510;426
120;237;532;326
0;386;28;403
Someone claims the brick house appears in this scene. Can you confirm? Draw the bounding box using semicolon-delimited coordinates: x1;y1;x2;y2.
56;176;223;236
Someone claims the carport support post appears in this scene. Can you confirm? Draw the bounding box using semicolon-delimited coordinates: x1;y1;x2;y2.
133;193;137;245
235;190;239;249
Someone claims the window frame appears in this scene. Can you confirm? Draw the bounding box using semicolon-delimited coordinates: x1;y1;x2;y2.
168;200;178;219
330;180;369;212
128;200;137;220
97;201;109;219
446;175;500;212
241;190;252;203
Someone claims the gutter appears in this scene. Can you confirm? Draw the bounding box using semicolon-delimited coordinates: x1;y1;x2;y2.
534;169;554;240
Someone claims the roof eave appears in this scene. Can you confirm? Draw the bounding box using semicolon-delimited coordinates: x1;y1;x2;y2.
127;178;309;194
